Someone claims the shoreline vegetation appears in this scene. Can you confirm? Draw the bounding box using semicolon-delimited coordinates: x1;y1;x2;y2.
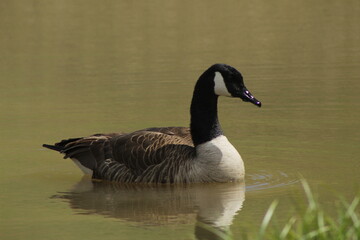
255;180;360;240
202;180;359;240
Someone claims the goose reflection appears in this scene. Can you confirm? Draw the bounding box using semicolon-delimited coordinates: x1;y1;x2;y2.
54;178;245;239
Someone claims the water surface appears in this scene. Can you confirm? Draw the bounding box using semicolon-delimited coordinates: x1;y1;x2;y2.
1;1;360;239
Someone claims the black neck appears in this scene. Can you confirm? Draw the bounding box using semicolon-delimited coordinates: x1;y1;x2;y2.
190;72;223;146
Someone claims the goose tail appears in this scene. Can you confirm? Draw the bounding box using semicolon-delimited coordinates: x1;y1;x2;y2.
42;144;62;152
42;137;97;175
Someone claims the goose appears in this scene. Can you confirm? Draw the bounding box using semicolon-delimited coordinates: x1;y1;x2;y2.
43;64;261;184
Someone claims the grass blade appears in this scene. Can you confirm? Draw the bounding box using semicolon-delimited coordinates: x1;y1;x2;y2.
258;200;278;240
279;217;296;240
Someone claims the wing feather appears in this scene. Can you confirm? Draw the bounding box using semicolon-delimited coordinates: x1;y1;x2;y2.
110;128;194;174
46;127;196;183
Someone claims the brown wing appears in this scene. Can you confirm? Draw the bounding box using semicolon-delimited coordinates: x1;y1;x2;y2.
140;127;193;145
45;127;195;183
110;128;193;170
101;127;195;183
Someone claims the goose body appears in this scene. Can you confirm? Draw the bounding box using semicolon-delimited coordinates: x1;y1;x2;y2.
43;64;261;184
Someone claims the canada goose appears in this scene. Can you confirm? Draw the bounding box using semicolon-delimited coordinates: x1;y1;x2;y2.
43;64;261;184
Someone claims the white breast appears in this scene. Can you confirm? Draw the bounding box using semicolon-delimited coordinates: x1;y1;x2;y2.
195;135;244;182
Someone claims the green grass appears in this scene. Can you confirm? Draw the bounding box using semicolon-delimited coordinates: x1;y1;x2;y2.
256;179;360;240
194;180;359;240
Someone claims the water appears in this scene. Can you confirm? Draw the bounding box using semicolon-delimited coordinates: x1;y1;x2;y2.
1;1;360;239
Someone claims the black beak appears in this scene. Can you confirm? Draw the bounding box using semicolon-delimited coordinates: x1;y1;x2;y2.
240;88;262;107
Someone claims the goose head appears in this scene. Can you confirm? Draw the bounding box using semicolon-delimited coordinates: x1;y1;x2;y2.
210;64;261;107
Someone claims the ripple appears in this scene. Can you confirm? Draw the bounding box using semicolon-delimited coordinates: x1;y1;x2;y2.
246;170;299;192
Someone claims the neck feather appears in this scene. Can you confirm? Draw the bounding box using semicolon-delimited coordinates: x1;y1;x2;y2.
190;74;223;146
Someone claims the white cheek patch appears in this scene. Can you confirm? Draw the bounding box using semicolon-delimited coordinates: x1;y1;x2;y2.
214;72;231;97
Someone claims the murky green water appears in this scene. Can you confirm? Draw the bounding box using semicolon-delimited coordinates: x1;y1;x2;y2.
1;1;359;239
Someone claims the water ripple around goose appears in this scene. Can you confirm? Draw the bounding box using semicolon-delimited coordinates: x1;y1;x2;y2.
246;170;299;192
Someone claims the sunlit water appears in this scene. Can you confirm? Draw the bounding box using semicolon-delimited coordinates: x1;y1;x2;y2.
1;1;360;240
